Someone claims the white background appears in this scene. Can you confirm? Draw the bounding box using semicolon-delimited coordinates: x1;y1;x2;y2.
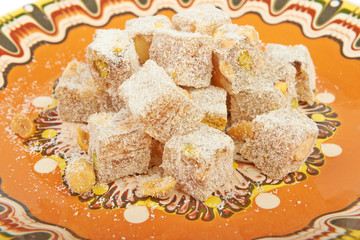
1;0;360;18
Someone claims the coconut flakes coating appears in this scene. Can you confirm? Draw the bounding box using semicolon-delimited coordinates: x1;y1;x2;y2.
149;28;214;88
88;110;151;184
265;43;316;105
240;108;318;179
162;124;234;200
53;7;320;200
265;62;298;107
230;78;288;123
86;29;140;96
125;15;172;41
189;86;227;131
118;60;203;143
55;61;112;123
212;32;266;95
213;24;261;47
125;15;172;64
172;4;231;35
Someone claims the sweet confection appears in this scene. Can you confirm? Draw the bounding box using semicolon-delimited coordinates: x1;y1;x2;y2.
76;127;89;152
30;5;319;200
118;60;203;143
149;29;214;88
265;43;316;105
227;120;253;141
172;4;231;35
212;26;266;94
88;110;152;184
139;176;176;197
240;108;319;179
125;15;172;64
189;86;227;131
162;124;234;200
86;29;139;96
55;61;108;123
230;79;287;122
10;114;35;139
65;156;96;194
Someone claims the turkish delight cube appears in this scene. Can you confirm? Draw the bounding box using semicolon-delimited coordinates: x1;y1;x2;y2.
125;15;172;64
270;64;298;108
212;26;266;94
118;60;203;143
189;86;227;131
230;79;287;122
55;61;107;123
172;4;231;35
240;108;318;179
162;124;234;200
88;110;152;184
265;43;316;105
149;28;214;88
86;29;140;95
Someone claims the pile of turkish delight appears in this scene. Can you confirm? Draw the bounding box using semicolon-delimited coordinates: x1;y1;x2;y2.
55;4;318;201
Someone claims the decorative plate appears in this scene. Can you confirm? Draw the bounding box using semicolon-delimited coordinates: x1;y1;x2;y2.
1;0;359;239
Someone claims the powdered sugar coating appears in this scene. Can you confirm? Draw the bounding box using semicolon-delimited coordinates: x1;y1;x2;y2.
55;61;108;123
265;43;316;105
162;124;234;200
118;60;203;143
86;29;139;95
240;108;318;179
189;86;227;131
149;28;214;88
172;4;231;35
